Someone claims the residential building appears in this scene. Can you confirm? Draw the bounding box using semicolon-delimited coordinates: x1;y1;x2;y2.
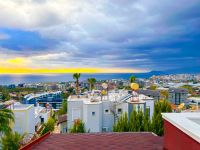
23;91;62;110
137;89;161;100
67;90;154;132
168;88;188;105
11;103;35;135
162;113;200;150
7;102;50;137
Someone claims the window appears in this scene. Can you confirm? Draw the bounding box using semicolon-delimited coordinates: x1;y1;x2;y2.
104;109;110;114
117;108;122;114
92;112;95;116
102;127;109;132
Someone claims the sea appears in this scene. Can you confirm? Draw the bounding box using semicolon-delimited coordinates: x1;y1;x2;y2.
0;73;156;85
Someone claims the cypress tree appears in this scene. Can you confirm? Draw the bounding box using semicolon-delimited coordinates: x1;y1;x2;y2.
144;108;151;132
113;112;129;132
136;109;144;131
129;108;137;132
151;100;172;136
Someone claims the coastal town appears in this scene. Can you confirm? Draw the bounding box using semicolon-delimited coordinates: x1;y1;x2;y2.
0;0;200;149
0;73;200;149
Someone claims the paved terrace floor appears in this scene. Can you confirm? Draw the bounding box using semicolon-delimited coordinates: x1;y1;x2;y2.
31;132;163;150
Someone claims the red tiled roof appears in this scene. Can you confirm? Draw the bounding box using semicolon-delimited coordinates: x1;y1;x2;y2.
30;132;163;150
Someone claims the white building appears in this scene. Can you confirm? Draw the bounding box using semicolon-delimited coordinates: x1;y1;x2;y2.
67;90;154;133
11;104;35;135
8;102;50;136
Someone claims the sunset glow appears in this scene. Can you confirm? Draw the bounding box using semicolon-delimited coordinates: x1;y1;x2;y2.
0;67;145;74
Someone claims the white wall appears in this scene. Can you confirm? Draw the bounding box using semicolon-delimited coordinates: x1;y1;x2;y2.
13;106;35;135
83;103;102;132
145;100;154;120
102;101;114;132
67;100;83;130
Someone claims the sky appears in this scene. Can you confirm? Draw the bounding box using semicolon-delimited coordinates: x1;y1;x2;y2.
0;0;200;74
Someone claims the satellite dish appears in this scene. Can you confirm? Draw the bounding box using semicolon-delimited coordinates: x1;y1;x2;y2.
102;83;108;89
101;90;107;96
130;83;139;91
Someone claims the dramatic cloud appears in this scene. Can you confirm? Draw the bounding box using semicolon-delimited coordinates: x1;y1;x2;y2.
0;0;200;73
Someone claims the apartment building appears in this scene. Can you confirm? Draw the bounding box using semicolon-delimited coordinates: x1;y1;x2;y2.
23;91;62;110
137;89;161;100
168;88;188;105
67;90;154;132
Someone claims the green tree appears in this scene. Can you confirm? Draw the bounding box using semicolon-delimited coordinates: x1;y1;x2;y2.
41;117;55;135
73;73;81;95
0;87;10;101
87;78;97;91
144;108;151;131
135;109;144;131
129;109;137;132
0;109;14;134
129;75;136;83
151;100;172;136
67;87;74;94
58;100;67;115
0;132;26;150
69;119;86;133
61;92;69;99
113;112;129;132
113;108;151;133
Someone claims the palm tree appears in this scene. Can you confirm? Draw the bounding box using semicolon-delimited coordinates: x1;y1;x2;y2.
0;131;26;150
73;73;81;95
0;108;14;135
129;75;136;83
87;78;96;91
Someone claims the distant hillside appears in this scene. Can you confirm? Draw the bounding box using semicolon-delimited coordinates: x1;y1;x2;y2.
134;71;167;78
165;67;200;74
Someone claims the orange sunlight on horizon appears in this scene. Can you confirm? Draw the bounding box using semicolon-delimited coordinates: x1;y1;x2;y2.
0;67;146;74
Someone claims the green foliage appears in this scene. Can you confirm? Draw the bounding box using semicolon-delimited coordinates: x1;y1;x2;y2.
129;109;137;132
129;75;136;83
113;109;151;132
113;100;172;136
0;109;14;134
136;109;144;131
143;108;151;132
57;100;67;115
67;87;74;94
69;119;86;133
41;117;56;135
87;78;97;91
151;100;172;136
0;86;41;101
0;87;10;101
0;132;26;150
73;73;81;94
113;112;129;132
61;92;69;99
